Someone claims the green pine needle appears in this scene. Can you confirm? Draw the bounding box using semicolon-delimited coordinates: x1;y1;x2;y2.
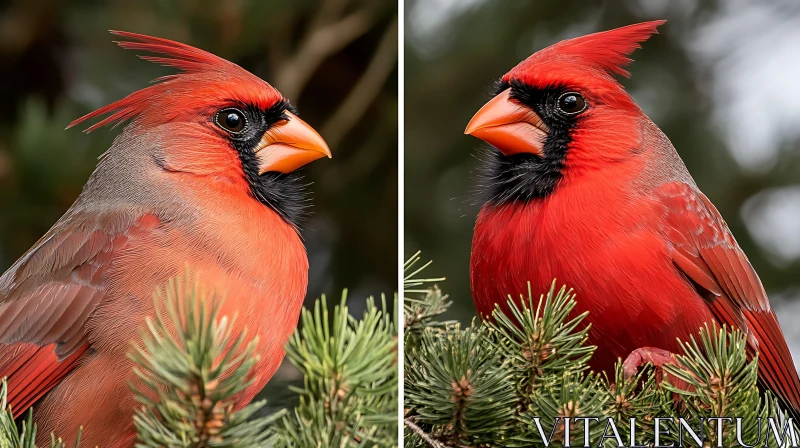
129;273;281;448
1;272;398;448
403;252;454;347
0;378;80;448
276;292;398;447
404;254;798;448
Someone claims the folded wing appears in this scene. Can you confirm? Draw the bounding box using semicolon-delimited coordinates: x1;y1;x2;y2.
0;211;159;414
657;181;800;417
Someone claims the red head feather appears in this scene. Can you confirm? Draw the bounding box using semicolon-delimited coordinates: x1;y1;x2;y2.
68;31;282;132
503;20;665;86
501;20;665;114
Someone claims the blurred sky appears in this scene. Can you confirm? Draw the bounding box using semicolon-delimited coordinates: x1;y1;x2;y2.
405;0;800;364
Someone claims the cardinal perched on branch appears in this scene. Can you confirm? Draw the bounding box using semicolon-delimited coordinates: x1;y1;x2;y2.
465;20;800;418
0;32;331;447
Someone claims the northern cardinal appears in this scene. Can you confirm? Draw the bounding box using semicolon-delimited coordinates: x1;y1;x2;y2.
0;32;331;446
465;21;800;417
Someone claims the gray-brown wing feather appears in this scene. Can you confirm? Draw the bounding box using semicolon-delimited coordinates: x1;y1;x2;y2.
0;210;155;358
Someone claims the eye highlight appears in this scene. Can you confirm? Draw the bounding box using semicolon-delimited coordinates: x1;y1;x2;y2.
556;92;587;115
215;108;247;134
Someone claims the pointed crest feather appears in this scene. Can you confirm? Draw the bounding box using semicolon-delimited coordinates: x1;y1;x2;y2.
506;20;666;81
560;20;665;77
67;31;275;132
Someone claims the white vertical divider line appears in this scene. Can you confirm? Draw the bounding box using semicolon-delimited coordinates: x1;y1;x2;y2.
397;0;406;446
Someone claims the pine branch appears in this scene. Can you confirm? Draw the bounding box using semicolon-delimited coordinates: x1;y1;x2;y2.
1;272;398;448
275;293;398;447
485;282;594;397
404;321;516;445
404;253;799;448
129;273;282;447
403;252;452;347
0;379;79;448
661;324;778;447
403;418;449;448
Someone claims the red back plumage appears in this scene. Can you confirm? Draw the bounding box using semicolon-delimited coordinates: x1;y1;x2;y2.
503;20;665;85
68;31;282;132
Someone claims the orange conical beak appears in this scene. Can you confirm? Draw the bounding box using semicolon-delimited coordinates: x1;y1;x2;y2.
255;111;332;174
464;88;549;156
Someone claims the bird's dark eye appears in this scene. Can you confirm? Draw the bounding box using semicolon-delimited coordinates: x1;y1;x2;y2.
215;108;247;133
556;92;587;115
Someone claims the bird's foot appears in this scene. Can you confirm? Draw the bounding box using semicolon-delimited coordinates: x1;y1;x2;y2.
622;347;691;408
622;346;680;385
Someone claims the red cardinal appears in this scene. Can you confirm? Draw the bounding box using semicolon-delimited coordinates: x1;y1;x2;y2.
466;21;800;416
0;32;331;446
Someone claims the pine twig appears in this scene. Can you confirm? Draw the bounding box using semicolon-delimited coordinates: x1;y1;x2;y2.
403;251;798;447
404;417;450;448
403;252;451;337
0;378;80;447
276;292;398;446
129;273;282;447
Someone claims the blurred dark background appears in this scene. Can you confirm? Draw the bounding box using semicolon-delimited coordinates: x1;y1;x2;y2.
404;0;800;362
0;0;397;407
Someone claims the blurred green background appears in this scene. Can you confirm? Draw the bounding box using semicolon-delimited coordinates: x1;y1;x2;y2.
0;0;397;408
404;0;800;361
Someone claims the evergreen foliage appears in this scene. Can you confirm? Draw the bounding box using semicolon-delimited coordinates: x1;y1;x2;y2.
403;255;797;448
0;379;79;448
403;253;452;345
275;294;398;447
129;276;281;447
0;273;397;448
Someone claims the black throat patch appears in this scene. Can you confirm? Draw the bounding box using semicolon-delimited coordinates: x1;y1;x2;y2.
476;80;581;206
225;101;310;230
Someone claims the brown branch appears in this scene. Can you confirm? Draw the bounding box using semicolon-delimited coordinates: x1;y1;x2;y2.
320;17;398;149
404;417;452;448
274;6;375;99
307;0;350;31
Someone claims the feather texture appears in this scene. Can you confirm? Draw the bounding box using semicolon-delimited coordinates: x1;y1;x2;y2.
504;20;665;81
469;20;800;420
658;182;800;413
0;32;311;447
68;32;283;132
